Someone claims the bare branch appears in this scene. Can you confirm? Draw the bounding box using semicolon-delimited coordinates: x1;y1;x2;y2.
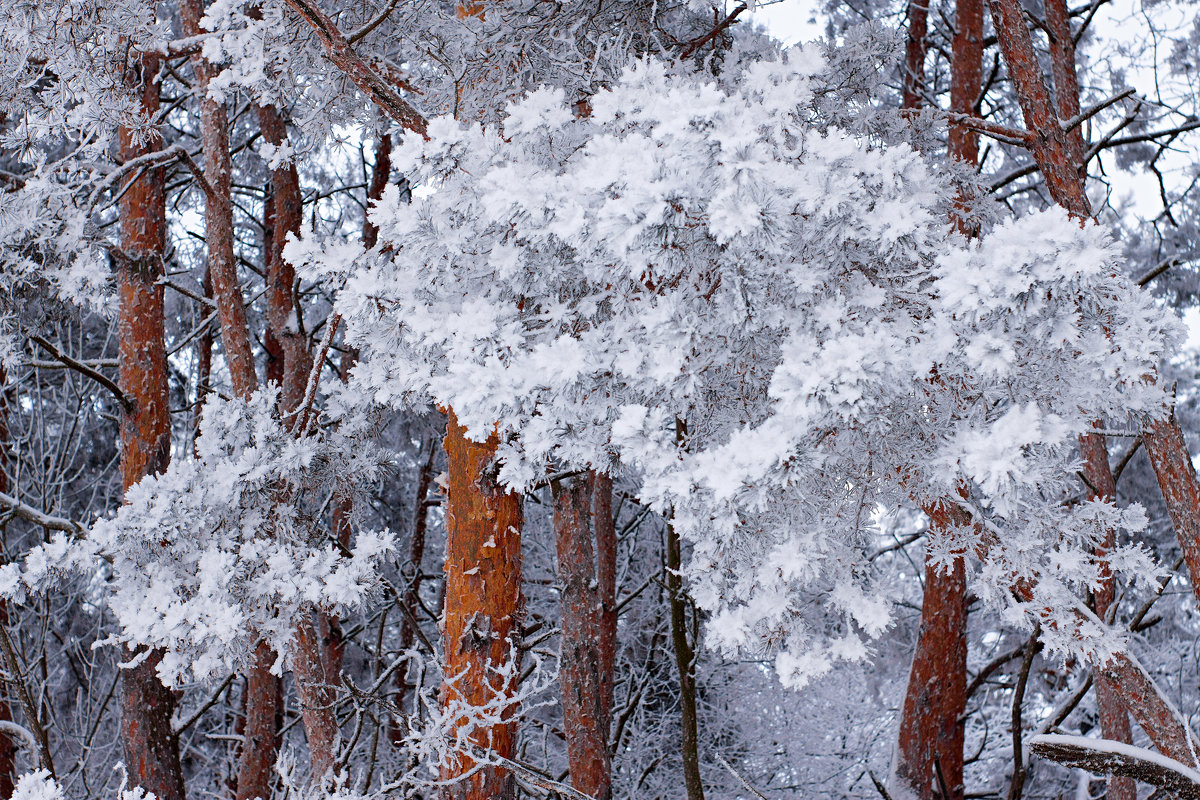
29;335;131;412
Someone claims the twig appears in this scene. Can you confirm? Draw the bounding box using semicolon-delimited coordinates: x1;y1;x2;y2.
0;621;55;777
348;0;402;43
30;336;131;412
290;313;340;437
1060;88;1135;132
715;751;770;800
678;4;748;57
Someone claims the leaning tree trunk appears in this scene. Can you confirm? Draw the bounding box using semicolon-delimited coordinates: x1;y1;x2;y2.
986;0;1198;771
552;471;617;800
116;48;188;800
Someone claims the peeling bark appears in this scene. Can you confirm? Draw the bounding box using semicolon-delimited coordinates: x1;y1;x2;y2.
552;471;616;800
235;642;283;800
116;48;187;800
440;411;523;800
292;614;342;781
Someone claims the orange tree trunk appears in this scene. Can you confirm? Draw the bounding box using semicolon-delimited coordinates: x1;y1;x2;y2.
1080;430;1137;800
116;49;188;800
440;410;523;800
180;0;257;396
551;471;617;800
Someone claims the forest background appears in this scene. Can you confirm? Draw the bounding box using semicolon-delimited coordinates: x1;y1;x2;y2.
1;0;1199;798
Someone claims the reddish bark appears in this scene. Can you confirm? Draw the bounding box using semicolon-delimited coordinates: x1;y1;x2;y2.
902;0;930;109
258;105;312;411
292;614;342;781
949;0;983;173
897;503;968;800
984;0;1190;777
181;0;258;398
984;0;1089;216
895;6;981;792
1100;651;1198;766
1080;430;1137;800
1143;414;1200;603
278;0;427;136
551;471;617;800
440;411;523;800
235;642;284;800
362;132;392;250
116;49;187;800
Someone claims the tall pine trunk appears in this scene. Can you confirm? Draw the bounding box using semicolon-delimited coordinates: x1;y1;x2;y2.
116;49;188;800
894;1;980;794
440;411;523;800
552;471;617;800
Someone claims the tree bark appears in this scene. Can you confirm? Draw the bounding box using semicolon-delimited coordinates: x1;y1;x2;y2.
440;411;523;800
1081;431;1137;800
552;471;617;800
896;506;968;800
902;0;930;109
181;0;258;398
390;439;434;746
116;48;187;800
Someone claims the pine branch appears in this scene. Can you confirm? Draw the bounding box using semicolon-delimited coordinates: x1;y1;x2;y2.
280;0;427;136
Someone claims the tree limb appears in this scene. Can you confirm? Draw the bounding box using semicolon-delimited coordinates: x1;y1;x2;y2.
1031;734;1200;799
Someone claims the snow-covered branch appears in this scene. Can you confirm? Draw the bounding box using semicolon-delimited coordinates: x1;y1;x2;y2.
1031;735;1200;799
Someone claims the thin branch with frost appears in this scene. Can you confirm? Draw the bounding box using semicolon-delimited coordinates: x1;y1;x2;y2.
0;490;83;534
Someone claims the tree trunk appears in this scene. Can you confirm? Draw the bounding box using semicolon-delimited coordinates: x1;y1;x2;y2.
894;3;981;793
896;502;968;800
440;411;523;800
116;48;187;800
391;439;435;746
180;0;258;397
257;105;311;412
902;0;930;109
0;371;17;800
666;519;704;800
984;0;1181;783
292;613;342;781
552;471;617;800
1080;431;1137;800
